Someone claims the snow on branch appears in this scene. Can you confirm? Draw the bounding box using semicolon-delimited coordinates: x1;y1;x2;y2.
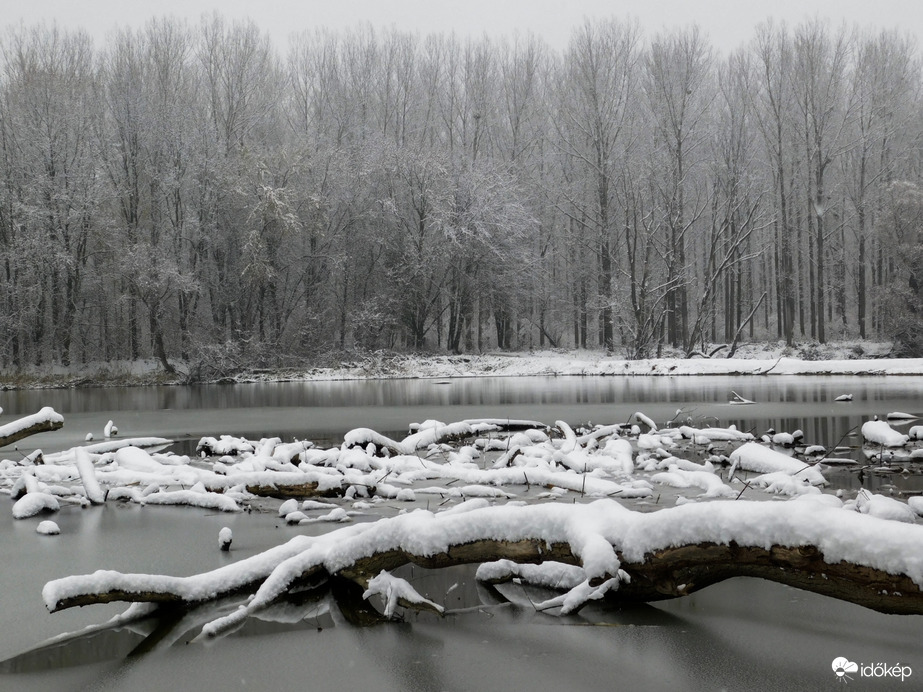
363;570;445;617
0;407;64;448
343;418;547;456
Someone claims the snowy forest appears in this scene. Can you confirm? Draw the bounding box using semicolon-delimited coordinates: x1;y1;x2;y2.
1;15;923;373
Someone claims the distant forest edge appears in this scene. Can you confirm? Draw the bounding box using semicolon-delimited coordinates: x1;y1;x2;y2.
1;14;922;375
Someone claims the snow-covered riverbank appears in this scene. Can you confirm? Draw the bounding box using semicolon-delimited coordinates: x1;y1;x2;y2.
3;341;916;389
274;349;923;381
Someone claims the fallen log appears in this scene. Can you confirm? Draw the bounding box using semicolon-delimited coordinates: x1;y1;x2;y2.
201;471;346;499
42;500;923;637
244;481;343;499
75;448;106;505
343;419;549;457
0;407;63;449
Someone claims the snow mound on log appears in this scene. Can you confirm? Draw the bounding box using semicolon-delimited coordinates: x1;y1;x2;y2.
728;442;827;486
13;492;60;519
852;491;917;524
36;520;60;535
861;421;909;447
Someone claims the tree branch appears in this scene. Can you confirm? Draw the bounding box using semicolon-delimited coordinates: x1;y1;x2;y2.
0;408;64;450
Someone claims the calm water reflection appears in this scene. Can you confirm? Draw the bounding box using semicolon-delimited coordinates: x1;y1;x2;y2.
6;375;923;456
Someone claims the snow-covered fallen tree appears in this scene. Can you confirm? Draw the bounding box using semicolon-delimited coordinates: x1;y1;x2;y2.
42;497;923;638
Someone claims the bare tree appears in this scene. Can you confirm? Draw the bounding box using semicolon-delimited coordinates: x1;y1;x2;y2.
1;15;923;370
685;49;767;354
0;24;99;366
556;18;641;351
842;29;919;338
644;25;715;351
751;21;798;346
791;20;854;344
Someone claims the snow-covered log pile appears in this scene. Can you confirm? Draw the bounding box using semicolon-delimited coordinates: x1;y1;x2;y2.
3;438;232;519
6;405;923;633
4;411;922;517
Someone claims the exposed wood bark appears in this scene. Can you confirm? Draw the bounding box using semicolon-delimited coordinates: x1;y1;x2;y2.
330;577;390;626
244;481;342;499
331;540;923;616
609;543;923;615
51;589;190;611
48;569;329;614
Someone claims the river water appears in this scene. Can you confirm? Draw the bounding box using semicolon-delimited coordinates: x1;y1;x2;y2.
1;375;922;690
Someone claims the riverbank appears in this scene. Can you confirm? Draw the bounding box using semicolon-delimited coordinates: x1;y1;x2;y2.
1;340;916;389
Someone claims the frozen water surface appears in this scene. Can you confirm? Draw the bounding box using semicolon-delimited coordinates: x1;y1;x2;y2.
2;376;922;690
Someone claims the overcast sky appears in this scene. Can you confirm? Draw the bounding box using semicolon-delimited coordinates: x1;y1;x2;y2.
7;0;923;54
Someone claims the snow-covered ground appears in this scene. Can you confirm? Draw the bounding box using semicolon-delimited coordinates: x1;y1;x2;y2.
236;341;919;382
275;348;920;382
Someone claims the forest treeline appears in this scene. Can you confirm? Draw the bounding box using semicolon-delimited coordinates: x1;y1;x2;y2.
1;15;922;374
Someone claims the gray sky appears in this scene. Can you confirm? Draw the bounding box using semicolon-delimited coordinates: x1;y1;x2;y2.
7;0;923;53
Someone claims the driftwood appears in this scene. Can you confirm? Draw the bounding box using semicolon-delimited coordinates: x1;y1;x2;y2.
44;501;923;631
0;408;63;449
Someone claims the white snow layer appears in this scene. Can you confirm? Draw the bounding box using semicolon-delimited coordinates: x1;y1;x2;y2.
861;420;910;447
651;466;736;498
363;570;444;617
728;442;827;486
0;406;63;438
475;559;586;590
75;448;106;504
853;490;917;524
36;520;61;535
13;492;60;519
238;349;923;382
141;489;241;512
